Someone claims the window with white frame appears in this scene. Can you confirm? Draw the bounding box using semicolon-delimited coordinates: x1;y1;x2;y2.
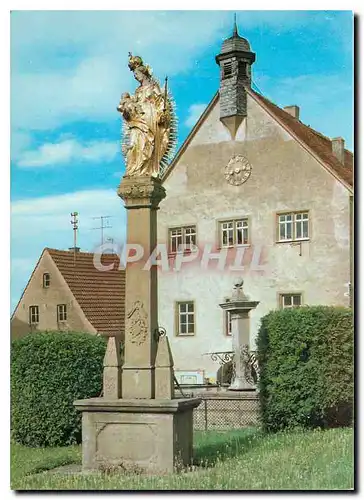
279;293;302;309
220;218;249;247
29;305;39;325
176;301;195;336
57;304;67;322
225;311;232;336
169;226;197;253
43;273;50;288
277;212;309;242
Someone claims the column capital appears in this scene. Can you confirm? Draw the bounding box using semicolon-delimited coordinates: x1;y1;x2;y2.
118;175;166;209
219;300;260;314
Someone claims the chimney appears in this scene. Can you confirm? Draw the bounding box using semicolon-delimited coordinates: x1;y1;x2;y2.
284;105;300;119
331;137;345;164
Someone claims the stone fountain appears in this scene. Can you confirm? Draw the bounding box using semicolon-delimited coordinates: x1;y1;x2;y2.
219;279;259;391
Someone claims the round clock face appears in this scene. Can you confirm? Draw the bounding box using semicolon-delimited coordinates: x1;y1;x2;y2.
225;155;252;186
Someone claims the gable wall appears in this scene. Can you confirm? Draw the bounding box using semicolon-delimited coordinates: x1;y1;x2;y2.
158;93;350;381
11;252;96;340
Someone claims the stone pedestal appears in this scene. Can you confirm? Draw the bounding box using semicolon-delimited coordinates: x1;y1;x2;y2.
220;281;259;391
74;398;199;474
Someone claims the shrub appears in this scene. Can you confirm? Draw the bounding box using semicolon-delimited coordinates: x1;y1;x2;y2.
11;331;107;447
257;306;353;432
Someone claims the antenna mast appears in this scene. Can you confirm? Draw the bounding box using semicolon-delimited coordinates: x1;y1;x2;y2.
92;216;113;246
70;211;79;265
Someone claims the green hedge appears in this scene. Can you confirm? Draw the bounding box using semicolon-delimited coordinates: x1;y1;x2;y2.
257;306;353;432
11;331;107;447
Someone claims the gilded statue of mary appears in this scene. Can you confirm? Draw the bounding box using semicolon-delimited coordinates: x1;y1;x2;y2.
117;54;176;177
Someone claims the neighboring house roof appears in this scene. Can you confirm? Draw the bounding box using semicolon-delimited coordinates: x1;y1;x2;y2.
162;89;353;192
47;248;125;337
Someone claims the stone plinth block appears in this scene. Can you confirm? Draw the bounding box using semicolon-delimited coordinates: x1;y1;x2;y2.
74;397;201;474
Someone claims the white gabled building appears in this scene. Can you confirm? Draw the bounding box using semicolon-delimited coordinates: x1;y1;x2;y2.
157;24;353;383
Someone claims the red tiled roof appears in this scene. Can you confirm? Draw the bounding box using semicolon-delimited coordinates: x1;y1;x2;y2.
47;249;125;337
248;88;353;189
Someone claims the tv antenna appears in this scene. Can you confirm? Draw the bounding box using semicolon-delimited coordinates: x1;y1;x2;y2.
70;211;79;265
92;216;113;246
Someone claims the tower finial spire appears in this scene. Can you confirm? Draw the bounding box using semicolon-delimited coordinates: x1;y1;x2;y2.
233;12;238;37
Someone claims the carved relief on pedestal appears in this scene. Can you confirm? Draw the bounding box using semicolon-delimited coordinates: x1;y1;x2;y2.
225;154;252;186
126;300;148;345
96;422;156;461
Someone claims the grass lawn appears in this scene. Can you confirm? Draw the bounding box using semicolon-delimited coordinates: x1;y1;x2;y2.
11;427;354;491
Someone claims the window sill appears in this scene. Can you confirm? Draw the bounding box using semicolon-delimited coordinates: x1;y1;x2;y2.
276;238;309;244
168;250;198;257
217;244;251;250
176;333;195;337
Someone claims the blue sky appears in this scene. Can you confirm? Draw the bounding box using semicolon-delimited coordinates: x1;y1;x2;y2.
10;10;353;312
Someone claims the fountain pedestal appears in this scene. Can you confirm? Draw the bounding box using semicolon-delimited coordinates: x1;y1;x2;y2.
219;281;259;391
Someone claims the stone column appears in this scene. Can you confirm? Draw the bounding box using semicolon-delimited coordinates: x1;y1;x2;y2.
118;175;166;399
219;280;259;391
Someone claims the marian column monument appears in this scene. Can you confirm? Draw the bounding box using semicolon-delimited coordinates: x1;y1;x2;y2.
74;54;200;474
116;53;176;399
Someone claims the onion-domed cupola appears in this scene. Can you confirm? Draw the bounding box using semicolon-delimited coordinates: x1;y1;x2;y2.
215;16;256;139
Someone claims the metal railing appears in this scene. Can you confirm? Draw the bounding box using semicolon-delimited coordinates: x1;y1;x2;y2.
193;395;260;431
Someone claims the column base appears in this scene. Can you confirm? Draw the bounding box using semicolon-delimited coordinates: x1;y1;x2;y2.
74;397;201;474
228;378;256;391
121;366;155;399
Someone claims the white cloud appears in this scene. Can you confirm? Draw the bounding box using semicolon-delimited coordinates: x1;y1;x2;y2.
11;189;127;311
16;138;119;168
268;74;352;106
10;11;232;133
185;104;207;128
11;11;320;134
11;130;32;162
11;55;125;132
10;11;347;141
